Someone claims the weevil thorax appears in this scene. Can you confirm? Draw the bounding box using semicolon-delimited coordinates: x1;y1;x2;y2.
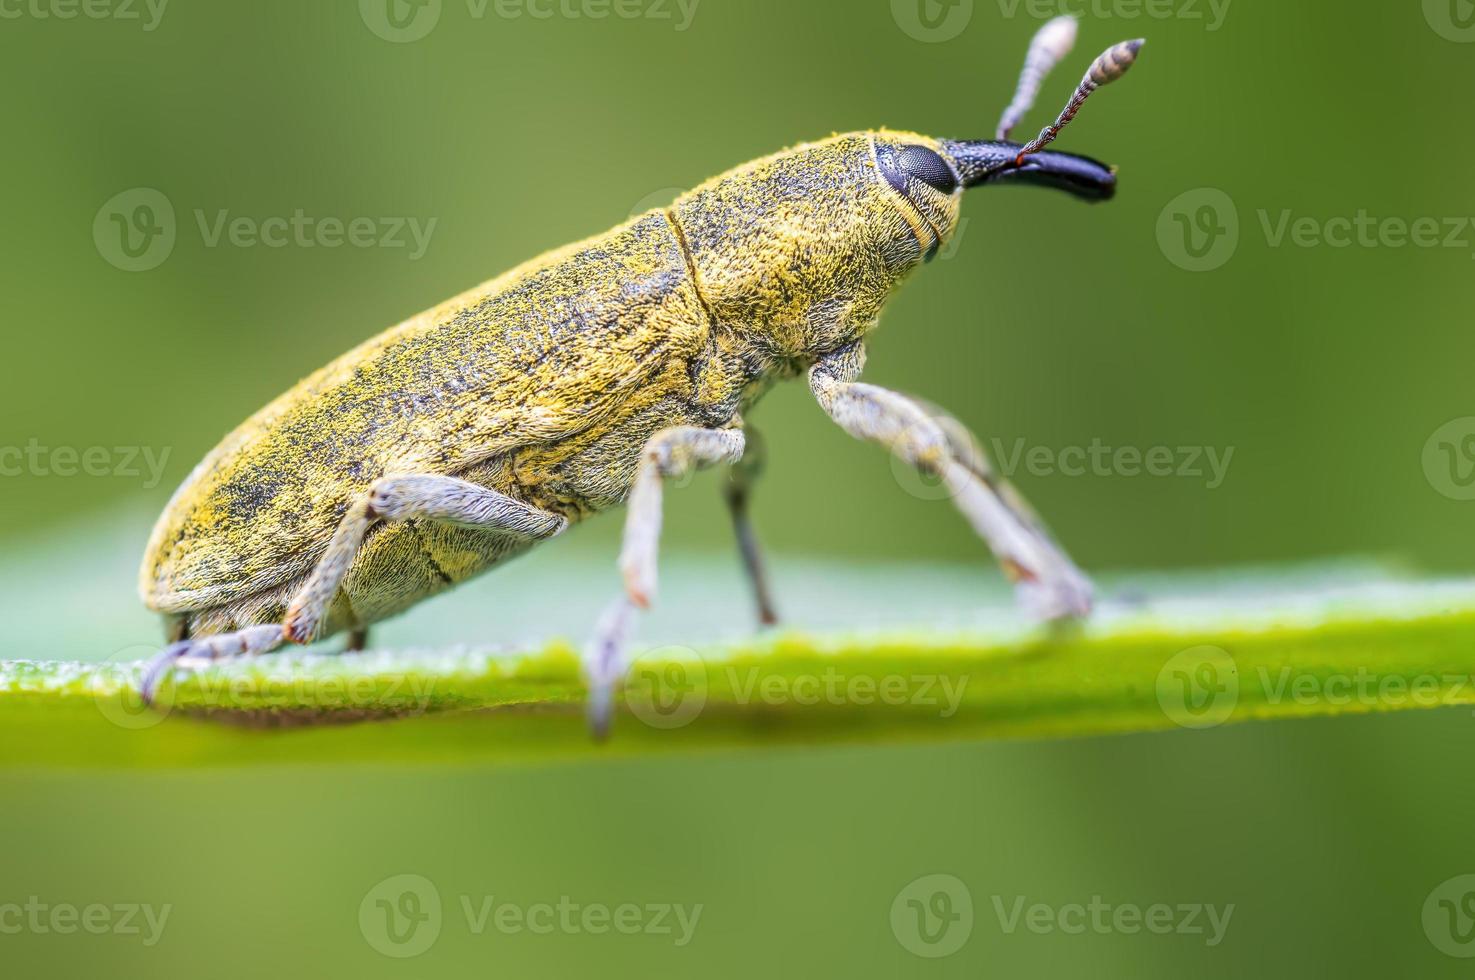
671;131;960;358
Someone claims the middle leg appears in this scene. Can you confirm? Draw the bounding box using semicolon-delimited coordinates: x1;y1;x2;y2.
723;425;779;627
585;425;746;737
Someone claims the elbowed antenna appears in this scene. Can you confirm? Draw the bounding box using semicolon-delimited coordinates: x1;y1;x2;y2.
1015;37;1145;163
996;16;1079;141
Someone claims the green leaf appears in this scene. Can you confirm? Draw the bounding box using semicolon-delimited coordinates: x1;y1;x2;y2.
5;568;1475;769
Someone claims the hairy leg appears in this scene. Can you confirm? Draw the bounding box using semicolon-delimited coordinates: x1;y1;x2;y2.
141;474;566;705
809;343;1093;620
585;425;746;737
284;474;566;644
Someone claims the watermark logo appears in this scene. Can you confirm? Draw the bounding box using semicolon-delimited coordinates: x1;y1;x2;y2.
1424;874;1475;957
360;874;443;958
1423;418;1475;501
1157;187;1239;272
94;188;176;273
1425;0;1475;42
891;0;974;43
359;0;443;42
629;187;684;220
1156;645;1238;729
624;646;707;730
891;874;973;958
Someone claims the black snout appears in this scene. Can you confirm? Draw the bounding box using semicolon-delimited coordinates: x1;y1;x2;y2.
942;140;1117;202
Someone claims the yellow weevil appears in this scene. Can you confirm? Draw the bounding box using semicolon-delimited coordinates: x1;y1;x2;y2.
138;19;1145;734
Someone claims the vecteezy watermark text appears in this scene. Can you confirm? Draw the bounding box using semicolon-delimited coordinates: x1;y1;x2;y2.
0;0;168;30
0;441;170;488
992;438;1234;489
889;875;1235;958
358;874;700;958
991;895;1234;946
0;898;171;946
728;667;967;716
995;0;1231;31
90;645;444;732
460;895;701;944
358;0;700;43
94;188;438;272
194;210;436;259
621;647;971;731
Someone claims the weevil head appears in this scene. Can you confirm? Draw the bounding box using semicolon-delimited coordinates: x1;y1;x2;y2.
670;130;1115;357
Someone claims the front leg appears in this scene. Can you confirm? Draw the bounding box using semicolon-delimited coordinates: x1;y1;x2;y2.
586;425;746;738
809;344;1093;621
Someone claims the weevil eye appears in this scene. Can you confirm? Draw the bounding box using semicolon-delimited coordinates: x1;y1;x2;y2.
897;145;958;195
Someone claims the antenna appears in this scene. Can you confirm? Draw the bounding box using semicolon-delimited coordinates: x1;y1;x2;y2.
996;16;1079;142
1015;38;1146;163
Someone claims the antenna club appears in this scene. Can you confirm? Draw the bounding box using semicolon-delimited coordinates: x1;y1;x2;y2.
1087;38;1146;88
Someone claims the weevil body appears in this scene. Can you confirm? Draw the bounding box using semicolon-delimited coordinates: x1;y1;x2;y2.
139;23;1145;732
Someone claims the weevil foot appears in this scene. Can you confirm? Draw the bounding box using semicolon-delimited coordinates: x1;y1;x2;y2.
583;597;637;740
137;624;287;708
139;641;193;707
1010;559;1095;622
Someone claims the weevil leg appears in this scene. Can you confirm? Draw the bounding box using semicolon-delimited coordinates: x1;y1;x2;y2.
140;624;286;707
142;476;568;703
585;425;746;738
284;474;568;645
723;425;779;627
585;596;638;741
809;343;1093;621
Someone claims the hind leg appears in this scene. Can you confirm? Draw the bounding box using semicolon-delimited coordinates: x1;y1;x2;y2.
284;474;567;644
140;624;287;706
141;474;567;705
586;425;746;737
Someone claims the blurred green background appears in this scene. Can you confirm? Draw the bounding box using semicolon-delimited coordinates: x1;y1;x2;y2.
3;0;1474;975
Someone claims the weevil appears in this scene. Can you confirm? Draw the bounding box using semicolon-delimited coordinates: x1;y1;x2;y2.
138;19;1145;734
